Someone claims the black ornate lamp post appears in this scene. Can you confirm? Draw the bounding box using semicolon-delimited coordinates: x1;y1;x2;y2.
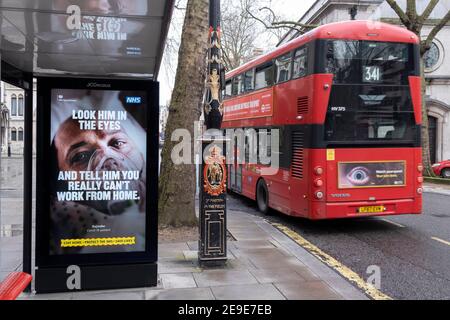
198;0;227;267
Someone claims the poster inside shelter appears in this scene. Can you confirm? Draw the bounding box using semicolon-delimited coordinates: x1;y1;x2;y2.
49;89;147;255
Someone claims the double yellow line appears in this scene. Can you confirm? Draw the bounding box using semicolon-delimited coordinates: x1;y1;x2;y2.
272;223;393;300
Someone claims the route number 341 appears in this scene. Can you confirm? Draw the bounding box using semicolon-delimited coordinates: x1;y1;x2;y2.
363;66;382;83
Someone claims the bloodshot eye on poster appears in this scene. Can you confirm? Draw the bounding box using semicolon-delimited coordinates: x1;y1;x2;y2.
49;89;147;255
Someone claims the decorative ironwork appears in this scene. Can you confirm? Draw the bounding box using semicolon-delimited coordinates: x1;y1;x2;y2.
199;0;227;267
204;0;224;130
199;139;227;265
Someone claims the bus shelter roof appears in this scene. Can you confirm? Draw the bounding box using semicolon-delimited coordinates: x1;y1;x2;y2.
0;0;174;79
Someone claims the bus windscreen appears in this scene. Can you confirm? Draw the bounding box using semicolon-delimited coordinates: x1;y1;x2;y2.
325;40;412;85
323;40;419;145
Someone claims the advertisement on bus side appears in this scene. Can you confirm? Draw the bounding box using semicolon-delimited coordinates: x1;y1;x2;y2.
223;90;273;121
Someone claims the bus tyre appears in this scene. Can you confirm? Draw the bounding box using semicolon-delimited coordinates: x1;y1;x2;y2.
442;168;450;179
256;180;270;215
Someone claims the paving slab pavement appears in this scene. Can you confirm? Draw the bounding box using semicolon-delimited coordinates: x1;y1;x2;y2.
12;208;368;300
424;182;450;196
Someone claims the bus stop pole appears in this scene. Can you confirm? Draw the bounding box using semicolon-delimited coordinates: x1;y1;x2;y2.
198;0;227;267
22;11;34;292
22;74;33;292
0;50;2;249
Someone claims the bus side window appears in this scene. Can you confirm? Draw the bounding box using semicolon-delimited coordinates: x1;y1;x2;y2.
238;74;245;94
293;47;308;79
232;76;240;96
257;128;272;165
244;70;254;92
275;53;292;83
255;62;274;90
225;80;232;98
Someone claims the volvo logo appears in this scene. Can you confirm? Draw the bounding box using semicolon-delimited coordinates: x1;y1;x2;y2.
86;82;111;88
331;193;351;198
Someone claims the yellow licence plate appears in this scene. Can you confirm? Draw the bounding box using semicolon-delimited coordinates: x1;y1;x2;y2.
358;206;385;213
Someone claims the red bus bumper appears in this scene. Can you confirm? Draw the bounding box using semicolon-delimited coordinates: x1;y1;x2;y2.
310;198;422;220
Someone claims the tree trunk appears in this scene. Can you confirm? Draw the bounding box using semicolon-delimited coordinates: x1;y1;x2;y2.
158;0;209;227
419;57;435;176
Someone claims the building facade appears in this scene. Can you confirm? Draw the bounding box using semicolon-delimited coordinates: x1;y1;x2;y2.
279;0;450;163
0;80;37;156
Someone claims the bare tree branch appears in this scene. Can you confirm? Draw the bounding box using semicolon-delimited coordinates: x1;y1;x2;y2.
423;10;450;54
245;6;317;35
386;0;410;27
221;0;260;70
419;0;439;24
406;0;417;20
272;20;318;29
174;0;186;10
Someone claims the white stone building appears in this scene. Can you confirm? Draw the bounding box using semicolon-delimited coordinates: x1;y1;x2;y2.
279;0;450;163
0;80;37;156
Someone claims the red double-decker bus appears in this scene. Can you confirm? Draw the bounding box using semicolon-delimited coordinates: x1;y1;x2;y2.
222;21;423;219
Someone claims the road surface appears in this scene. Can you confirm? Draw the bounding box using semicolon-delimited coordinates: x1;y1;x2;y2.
227;190;450;300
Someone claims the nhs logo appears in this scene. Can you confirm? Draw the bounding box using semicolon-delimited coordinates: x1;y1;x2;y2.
126;96;142;104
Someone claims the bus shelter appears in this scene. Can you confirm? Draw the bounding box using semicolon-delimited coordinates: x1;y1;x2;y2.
0;0;173;293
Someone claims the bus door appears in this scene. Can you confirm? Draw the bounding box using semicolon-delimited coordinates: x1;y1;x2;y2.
229;136;242;193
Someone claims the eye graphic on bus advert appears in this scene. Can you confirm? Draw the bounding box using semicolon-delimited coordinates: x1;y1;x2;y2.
49;89;147;255
338;162;406;189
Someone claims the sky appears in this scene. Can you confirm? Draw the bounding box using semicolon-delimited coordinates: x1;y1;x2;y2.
271;0;316;20
158;0;316;105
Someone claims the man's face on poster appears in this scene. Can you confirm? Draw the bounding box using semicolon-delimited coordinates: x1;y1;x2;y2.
53;118;146;214
54;118;144;173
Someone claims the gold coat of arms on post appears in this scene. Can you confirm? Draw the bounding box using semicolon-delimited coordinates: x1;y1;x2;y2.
203;145;227;196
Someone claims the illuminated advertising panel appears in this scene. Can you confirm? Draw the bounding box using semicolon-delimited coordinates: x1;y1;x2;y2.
338;161;406;189
36;77;158;293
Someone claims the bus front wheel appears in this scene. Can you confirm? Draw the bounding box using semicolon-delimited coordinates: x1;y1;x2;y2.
256;179;270;215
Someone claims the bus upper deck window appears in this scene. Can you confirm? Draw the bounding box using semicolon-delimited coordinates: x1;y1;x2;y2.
225;81;232;97
293;47;308;78
255;63;274;90
276;54;292;83
238;75;245;94
232;76;240;96
244;70;254;92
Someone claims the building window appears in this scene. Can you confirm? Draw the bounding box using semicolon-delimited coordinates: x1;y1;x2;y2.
11;127;17;141
18;95;24;117
424;42;440;71
11;95;17;116
18;128;24;141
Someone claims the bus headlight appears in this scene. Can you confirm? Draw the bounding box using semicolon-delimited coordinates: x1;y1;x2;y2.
314;167;324;175
314;179;324;187
417;188;423;195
